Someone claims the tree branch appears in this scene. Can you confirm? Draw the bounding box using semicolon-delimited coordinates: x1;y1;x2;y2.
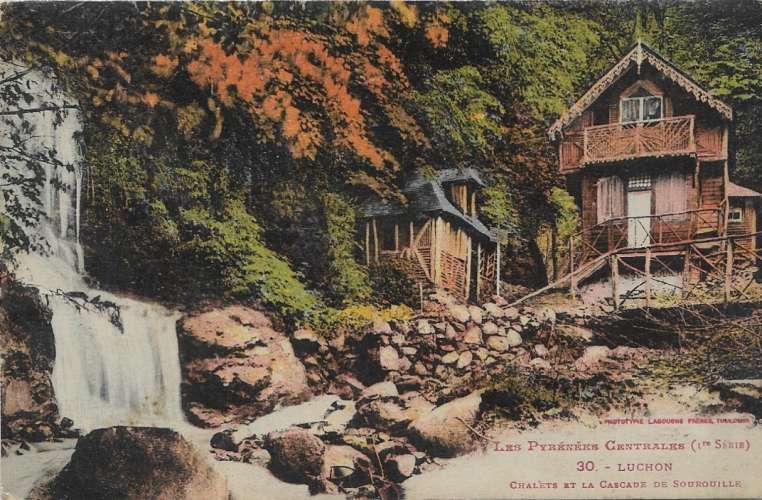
0;104;79;116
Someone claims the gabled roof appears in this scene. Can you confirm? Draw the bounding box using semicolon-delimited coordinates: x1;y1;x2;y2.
548;41;733;140
437;167;486;187
728;181;762;198
361;169;503;242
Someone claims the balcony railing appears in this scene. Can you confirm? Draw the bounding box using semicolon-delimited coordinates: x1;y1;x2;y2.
560;115;698;172
567;207;723;270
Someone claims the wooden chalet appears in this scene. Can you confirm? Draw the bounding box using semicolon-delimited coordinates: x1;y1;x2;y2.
360;168;501;302
547;41;761;305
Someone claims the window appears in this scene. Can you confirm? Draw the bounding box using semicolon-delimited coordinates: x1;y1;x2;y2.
620;96;663;124
729;208;744;222
628;175;652;191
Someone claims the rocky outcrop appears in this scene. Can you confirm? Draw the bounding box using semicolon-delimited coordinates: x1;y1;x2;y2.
30;426;227;500
408;391;484;457
177;305;311;427
0;282;67;441
264;427;326;483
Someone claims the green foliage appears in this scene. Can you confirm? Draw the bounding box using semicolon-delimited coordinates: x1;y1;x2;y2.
551;187;579;244
472;4;599;118
480;186;519;236
320;193;371;306
83;131;322;324
412;66;504;164
367;259;420;308
321;303;414;333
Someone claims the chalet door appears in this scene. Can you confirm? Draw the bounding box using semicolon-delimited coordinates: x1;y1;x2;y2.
627;190;652;247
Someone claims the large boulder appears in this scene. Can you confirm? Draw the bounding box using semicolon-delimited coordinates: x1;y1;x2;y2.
264;428;325;483
356;398;411;432
31;426;227;500
0;283;60;440
407;391;483;457
177;305;311;426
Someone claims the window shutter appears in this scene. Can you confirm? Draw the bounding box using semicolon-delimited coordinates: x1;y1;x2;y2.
597;176;624;223
597;177;609;223
610;176;624;218
655;172;688;218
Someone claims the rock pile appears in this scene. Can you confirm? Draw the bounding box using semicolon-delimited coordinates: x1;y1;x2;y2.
212;384;486;496
353;292;558;391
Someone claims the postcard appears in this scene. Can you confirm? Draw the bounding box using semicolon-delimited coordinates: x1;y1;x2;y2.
1;2;760;499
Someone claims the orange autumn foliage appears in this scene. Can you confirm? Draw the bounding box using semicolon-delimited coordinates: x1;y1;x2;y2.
151;54;179;78
186;27;400;167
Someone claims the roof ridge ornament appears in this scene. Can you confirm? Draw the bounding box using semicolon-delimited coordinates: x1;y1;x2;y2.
636;38;644;75
548;41;732;140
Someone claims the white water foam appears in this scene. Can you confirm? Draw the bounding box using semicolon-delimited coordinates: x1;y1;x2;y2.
2;62;183;431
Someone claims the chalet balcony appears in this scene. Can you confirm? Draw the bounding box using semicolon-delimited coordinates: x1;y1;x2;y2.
559;115;723;172
569;208;724;270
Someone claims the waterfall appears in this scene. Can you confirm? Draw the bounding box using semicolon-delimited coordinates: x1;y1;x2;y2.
2;63;184;431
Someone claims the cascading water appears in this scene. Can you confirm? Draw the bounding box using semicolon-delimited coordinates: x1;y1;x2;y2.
3;63;183;431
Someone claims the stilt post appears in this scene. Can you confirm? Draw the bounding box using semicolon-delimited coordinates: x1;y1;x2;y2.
610;254;619;310
496;239;501;297
372;218;379;263
569;237;577;300
724;239;734;304
465;236;472;301
476;243;482;303
365;222;370;265
645;247;652;307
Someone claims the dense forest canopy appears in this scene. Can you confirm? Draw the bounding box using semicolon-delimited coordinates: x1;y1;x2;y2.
2;1;762;327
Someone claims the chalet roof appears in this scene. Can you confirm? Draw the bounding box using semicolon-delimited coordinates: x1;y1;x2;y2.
361;169;501;242
728;181;762;198
437;167;486;187
548;41;733;140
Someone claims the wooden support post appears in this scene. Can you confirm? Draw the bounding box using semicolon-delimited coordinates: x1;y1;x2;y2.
432;217;442;285
610;254;619;310
645;247;652;308
551;225;558;282
372;218;379;263
569;237;577;300
465;236;472;301
724;239;734;304
394;223;399;252
365;222;370;265
476;243;482;303
722;159;730;239
496;240;501;297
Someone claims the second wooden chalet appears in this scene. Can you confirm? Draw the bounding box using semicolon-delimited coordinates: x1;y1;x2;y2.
548;41;760;303
360;168;501;303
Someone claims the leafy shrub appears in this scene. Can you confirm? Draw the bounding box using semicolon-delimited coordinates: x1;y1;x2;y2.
321;303;414;333
83;132;323;324
320;193;371;306
367;258;420;308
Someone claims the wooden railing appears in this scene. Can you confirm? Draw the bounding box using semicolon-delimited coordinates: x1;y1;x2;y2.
512;229;762;310
560;115;697;171
567;207;723;273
